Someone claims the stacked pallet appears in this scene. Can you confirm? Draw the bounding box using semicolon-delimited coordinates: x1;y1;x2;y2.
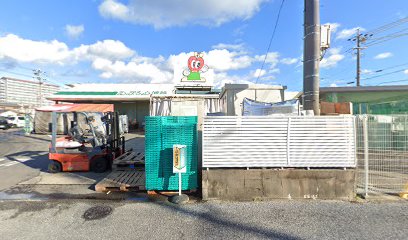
145;116;198;191
112;151;145;170
95;170;146;192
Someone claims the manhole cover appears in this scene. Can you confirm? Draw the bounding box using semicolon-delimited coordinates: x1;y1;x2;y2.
82;206;112;221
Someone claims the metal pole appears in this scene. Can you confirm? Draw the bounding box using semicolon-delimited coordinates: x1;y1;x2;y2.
303;0;320;115
178;172;182;196
356;29;361;87
51;111;57;153
363;115;369;197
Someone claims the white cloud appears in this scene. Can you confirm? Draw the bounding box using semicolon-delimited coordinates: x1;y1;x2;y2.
0;34;134;65
74;40;134;61
323;22;340;33
65;24;84;39
212;43;245;51
206;49;253;71
361;69;373;75
0;34;71;65
336;27;365;39
280;57;298;65
92;57;173;83
329;83;338;87
98;0;268;29
374;52;393;59
254;52;280;69
253;69;266;78
404;69;408;75
320;48;344;68
233;24;248;37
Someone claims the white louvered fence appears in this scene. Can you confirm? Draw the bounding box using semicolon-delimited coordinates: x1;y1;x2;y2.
202;116;356;168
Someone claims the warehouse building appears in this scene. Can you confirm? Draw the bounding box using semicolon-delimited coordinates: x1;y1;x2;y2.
49;83;220;129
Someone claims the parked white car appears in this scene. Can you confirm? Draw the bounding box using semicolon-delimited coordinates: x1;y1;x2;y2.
7;116;26;128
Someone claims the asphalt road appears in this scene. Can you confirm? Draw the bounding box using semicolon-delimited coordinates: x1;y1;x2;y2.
0;199;407;240
0;129;50;191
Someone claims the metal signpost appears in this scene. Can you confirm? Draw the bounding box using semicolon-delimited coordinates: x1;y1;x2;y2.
173;145;187;196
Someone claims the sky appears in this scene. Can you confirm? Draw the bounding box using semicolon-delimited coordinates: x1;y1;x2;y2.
0;0;407;91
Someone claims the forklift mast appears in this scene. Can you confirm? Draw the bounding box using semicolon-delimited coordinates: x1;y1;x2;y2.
103;112;125;153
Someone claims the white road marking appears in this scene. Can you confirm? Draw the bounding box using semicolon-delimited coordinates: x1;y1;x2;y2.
0;161;18;168
13;156;31;162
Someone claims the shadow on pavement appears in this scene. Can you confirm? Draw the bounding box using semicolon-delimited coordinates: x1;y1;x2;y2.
153;201;300;240
5;150;109;186
6;151;49;172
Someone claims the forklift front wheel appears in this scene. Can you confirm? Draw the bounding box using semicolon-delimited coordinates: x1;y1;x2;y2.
48;160;62;173
91;157;107;173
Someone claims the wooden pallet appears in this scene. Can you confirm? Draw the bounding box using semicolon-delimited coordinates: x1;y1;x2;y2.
95;170;146;192
112;151;145;170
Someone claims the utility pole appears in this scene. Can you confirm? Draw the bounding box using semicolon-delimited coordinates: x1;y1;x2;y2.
303;0;320;115
33;69;46;107
356;29;361;86
349;29;368;87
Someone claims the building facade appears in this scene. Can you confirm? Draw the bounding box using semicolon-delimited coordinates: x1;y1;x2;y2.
0;77;59;109
320;85;408;114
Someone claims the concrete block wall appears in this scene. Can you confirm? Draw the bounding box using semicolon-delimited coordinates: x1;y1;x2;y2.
202;169;356;201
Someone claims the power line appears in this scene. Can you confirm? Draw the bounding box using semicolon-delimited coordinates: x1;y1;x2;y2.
363;61;408;75
377;78;408;85
0;69;33;78
364;16;408;35
255;0;285;84
365;27;408;42
0;63;62;86
364;32;408;47
361;68;407;81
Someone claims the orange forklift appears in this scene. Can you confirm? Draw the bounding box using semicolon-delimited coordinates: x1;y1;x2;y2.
48;111;125;173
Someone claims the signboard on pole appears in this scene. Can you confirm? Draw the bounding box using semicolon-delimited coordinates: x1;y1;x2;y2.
173;145;187;173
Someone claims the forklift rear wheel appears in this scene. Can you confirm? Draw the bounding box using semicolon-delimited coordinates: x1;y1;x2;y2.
48;160;62;173
91;157;107;173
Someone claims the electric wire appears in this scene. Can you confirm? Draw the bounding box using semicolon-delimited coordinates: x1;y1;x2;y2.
376;78;408;86
361;68;407;81
0;66;62;86
0;69;33;79
365;27;408;42
364;16;408;35
363;62;408;75
255;0;285;84
364;33;408;47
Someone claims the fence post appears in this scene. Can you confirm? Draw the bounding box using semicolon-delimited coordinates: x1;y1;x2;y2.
287;117;291;166
363;115;369;198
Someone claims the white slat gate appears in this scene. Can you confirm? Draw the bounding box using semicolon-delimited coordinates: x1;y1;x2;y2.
202;116;356;168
